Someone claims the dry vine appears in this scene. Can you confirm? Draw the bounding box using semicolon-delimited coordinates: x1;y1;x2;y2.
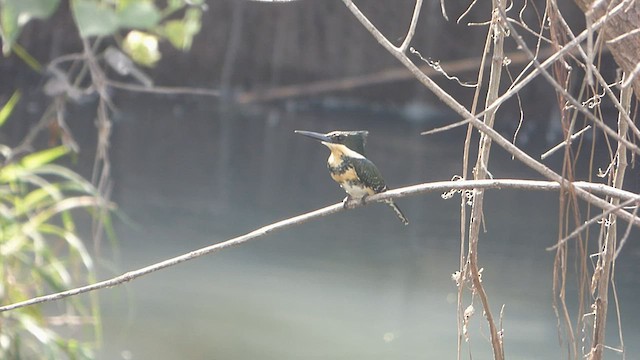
339;0;637;359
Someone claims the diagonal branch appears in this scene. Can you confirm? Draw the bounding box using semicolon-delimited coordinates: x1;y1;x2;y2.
0;178;638;314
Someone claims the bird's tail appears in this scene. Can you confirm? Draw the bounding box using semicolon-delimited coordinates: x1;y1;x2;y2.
385;199;409;225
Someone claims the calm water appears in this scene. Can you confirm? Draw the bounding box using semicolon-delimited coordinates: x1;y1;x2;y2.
80;97;640;359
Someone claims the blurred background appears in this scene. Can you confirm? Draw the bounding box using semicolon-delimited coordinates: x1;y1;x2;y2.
1;0;639;359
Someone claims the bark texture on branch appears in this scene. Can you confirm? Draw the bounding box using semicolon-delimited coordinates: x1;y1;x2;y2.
574;0;640;98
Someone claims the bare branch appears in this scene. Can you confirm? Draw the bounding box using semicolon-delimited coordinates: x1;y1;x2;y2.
0;178;638;313
541;125;592;160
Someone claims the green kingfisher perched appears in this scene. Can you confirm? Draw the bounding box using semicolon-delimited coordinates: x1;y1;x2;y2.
295;130;409;225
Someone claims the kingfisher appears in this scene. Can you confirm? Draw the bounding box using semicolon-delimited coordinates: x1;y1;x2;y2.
295;130;409;225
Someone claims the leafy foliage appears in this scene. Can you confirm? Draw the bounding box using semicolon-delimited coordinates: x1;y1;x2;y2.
0;0;207;358
0;95;105;359
1;0;204;66
0;0;60;55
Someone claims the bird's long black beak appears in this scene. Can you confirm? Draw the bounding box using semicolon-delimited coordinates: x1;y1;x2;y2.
294;130;332;143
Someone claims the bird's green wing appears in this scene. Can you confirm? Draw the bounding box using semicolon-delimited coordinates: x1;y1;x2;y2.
351;157;387;193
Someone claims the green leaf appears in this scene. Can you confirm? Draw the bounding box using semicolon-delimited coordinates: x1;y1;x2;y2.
163;8;201;51
0;163;21;183
0;223;18;243
40;224;93;270
162;20;184;50
71;0;118;38
18;313;55;344
167;0;184;11
32;164;97;194
115;0;138;11
116;2;160;30
0;4;19;55
17;188;54;215
5;0;60;19
60;209;75;231
0;90;20;127
0;0;60;54
17;182;82;216
35;257;72;291
20;146;68;170
184;0;205;6
13;43;43;72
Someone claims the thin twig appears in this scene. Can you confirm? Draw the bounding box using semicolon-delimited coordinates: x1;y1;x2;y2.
81;38;113;254
457;0;480;24
0;178;638;313
621;62;640;89
399;0;424;52
546;196;638;251
440;0;448;21
606;27;640;44
7;104;57;162
614;204;637;260
106;80;220;97
541;125;592;160
422;118;471;135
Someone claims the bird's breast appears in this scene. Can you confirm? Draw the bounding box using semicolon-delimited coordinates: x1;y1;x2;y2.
340;180;373;198
327;160;373;199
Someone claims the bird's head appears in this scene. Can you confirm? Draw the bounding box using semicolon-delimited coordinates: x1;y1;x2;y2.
294;130;369;156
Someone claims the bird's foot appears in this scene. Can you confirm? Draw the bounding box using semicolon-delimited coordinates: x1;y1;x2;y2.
342;196;353;209
343;195;369;209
